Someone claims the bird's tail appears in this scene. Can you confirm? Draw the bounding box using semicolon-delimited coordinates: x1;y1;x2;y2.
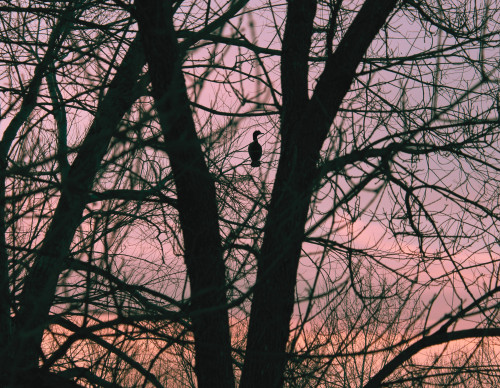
251;161;261;167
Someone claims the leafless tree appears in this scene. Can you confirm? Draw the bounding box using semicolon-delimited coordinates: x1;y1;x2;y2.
0;0;498;387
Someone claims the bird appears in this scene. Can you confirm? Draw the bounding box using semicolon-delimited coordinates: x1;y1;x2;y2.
248;130;263;167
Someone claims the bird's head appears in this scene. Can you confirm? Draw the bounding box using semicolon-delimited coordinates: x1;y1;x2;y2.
253;130;263;140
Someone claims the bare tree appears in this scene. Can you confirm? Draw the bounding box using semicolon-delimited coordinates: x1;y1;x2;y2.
0;0;498;387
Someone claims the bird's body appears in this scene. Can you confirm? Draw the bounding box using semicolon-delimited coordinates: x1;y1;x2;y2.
248;131;263;167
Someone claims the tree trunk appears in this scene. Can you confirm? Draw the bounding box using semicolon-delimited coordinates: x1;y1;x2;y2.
0;7;73;383
134;1;235;387
8;36;145;386
241;0;399;386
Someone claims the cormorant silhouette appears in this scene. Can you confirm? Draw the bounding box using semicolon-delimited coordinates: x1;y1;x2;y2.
248;130;263;167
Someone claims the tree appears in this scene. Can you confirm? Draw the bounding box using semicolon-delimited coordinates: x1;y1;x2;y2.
0;0;498;387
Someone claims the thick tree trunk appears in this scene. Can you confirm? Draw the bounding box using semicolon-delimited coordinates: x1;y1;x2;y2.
241;146;319;387
241;1;399;386
134;2;235;387
7;37;145;386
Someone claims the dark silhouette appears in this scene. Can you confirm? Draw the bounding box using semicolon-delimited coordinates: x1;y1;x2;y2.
248;130;263;167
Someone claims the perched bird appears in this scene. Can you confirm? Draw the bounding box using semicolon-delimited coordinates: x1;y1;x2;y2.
248;130;263;167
